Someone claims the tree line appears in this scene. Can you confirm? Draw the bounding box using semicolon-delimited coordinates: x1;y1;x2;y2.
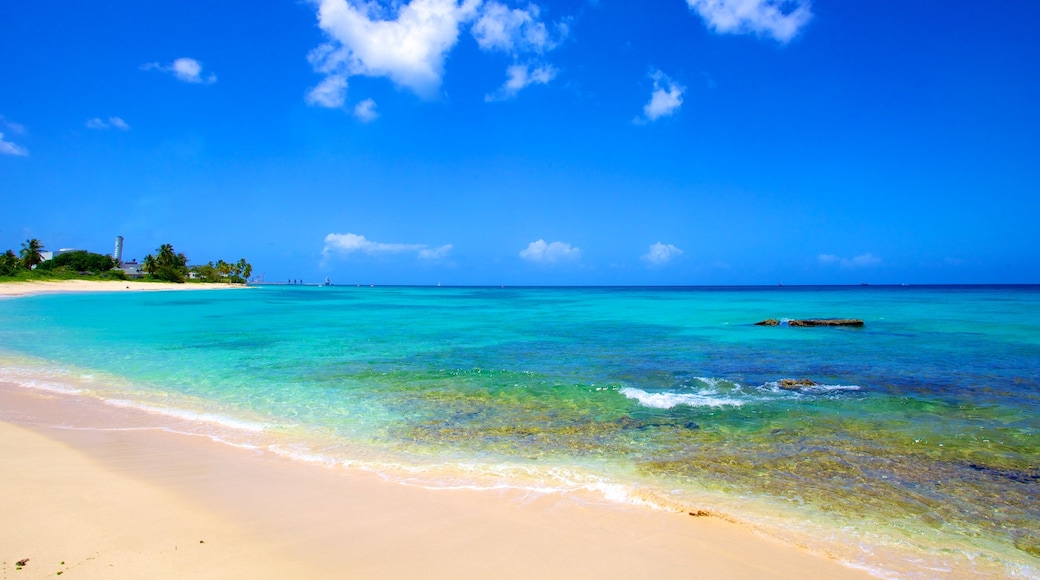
1;238;252;285
0;239;120;278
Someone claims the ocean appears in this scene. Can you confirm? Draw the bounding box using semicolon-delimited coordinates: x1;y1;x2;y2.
1;285;1038;577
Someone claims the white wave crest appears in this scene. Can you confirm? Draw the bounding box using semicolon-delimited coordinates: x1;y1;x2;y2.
0;365;85;394
103;399;273;433
762;381;861;394
619;387;745;409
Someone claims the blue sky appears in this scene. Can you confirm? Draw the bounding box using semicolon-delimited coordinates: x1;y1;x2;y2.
2;0;1037;285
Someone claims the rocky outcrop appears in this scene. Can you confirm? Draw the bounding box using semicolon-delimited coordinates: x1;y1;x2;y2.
754;318;864;327
779;378;817;390
789;318;864;327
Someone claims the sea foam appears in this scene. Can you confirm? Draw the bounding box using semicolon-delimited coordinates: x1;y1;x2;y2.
619;387;745;409
103;398;274;433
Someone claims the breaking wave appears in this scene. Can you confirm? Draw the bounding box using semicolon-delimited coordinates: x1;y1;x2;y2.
620;378;861;410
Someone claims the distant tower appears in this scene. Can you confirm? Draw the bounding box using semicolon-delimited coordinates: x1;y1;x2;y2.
113;236;124;265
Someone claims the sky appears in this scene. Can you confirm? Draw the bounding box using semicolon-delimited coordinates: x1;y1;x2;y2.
1;0;1038;285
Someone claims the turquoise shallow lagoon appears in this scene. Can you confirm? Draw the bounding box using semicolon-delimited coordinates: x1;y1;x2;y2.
2;285;1038;577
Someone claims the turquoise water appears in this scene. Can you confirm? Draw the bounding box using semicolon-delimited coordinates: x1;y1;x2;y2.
2;285;1038;577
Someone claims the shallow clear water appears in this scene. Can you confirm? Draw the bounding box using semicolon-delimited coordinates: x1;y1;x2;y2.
1;285;1038;577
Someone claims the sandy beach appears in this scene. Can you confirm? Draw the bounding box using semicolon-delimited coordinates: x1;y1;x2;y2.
0;279;246;298
0;385;869;579
0;282;871;578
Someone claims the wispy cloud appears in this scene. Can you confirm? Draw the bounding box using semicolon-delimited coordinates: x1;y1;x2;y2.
474;1;566;100
86;116;130;130
519;239;581;263
418;244;453;260
306;74;348;108
472;1;560;54
354;98;379;121
635;69;684;124
0;115;26;135
0;115;28;156
323;232;452;260
818;253;882;268
642;242;684;265
686;0;812;43
142;57;217;84
486;63;557;101
0;132;28;156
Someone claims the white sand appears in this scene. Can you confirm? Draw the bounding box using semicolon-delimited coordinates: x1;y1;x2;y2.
0;279;246;298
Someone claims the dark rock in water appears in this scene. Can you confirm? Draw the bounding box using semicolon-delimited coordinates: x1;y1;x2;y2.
789;318;864;327
754;318;863;327
779;378;817;390
966;463;1040;484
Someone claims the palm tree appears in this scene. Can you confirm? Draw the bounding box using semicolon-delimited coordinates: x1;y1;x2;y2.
19;238;44;270
0;249;20;276
157;244;176;268
216;259;232;281
238;259;252;281
142;254;157;275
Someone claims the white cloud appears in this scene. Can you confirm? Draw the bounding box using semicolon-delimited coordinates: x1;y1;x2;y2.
636;69;684;123
86;116;130;130
519;239;581;263
485;63;557;101
308;0;480;100
142;57;217;83
418;244;453;259
307;0;566;108
473;2;565;101
323;232;451;260
0;132;28;156
686;0;812;43
642;242;684;265
0;115;26;135
307;74;349;108
818;253;882;268
354;98;379;121
472;2;557;54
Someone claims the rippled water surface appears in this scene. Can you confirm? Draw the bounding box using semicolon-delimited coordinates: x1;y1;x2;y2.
2;285;1038;577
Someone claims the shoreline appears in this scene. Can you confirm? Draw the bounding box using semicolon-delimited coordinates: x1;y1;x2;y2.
0;382;870;579
0;279;247;298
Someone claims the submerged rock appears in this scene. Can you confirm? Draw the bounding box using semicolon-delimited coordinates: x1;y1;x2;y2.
754;318;864;327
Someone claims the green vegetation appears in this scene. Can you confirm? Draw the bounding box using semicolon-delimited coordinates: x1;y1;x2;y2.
0;238;253;285
36;250;115;274
19;238;44;269
189;258;252;284
0;250;19;276
143;243;190;282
